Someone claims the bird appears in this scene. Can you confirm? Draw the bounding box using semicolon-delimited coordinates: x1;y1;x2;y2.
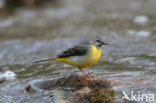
33;36;108;78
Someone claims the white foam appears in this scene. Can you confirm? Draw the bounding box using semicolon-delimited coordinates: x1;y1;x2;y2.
0;71;16;80
134;15;149;25
136;30;151;37
127;30;151;38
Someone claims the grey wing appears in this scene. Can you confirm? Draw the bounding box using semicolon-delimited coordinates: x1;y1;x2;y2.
57;44;90;58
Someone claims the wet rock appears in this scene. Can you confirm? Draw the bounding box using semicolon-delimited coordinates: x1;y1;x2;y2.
35;75;114;103
89;87;115;103
0;78;6;84
67;87;92;103
66;86;115;103
40;75;112;90
23;85;35;93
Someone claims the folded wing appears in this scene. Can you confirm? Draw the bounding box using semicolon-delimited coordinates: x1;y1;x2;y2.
57;44;90;58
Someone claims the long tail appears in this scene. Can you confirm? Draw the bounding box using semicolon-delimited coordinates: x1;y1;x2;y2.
33;58;56;63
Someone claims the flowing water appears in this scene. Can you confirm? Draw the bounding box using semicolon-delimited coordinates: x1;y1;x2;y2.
0;0;156;103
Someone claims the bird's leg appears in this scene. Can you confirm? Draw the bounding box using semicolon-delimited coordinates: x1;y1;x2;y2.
78;68;92;78
78;68;88;77
87;72;95;78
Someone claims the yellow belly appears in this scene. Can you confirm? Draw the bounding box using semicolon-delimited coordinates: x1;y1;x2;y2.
55;45;101;68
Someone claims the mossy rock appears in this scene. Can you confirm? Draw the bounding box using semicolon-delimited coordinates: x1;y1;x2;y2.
89;87;115;103
40;75;112;90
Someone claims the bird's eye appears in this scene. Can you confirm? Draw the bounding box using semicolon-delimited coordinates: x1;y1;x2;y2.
96;39;101;42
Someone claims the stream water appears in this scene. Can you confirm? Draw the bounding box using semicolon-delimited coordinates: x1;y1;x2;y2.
0;0;156;103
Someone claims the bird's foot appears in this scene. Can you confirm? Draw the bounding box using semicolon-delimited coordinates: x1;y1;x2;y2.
86;72;95;79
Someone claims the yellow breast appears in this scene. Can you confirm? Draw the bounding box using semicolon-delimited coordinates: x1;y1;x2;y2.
69;44;101;68
86;44;101;67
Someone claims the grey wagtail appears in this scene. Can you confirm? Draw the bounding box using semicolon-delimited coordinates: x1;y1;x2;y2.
34;36;108;78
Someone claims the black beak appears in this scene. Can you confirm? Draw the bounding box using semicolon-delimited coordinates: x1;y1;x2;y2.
102;42;109;45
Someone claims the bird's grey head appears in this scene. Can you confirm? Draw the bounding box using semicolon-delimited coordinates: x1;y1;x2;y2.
88;36;109;48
